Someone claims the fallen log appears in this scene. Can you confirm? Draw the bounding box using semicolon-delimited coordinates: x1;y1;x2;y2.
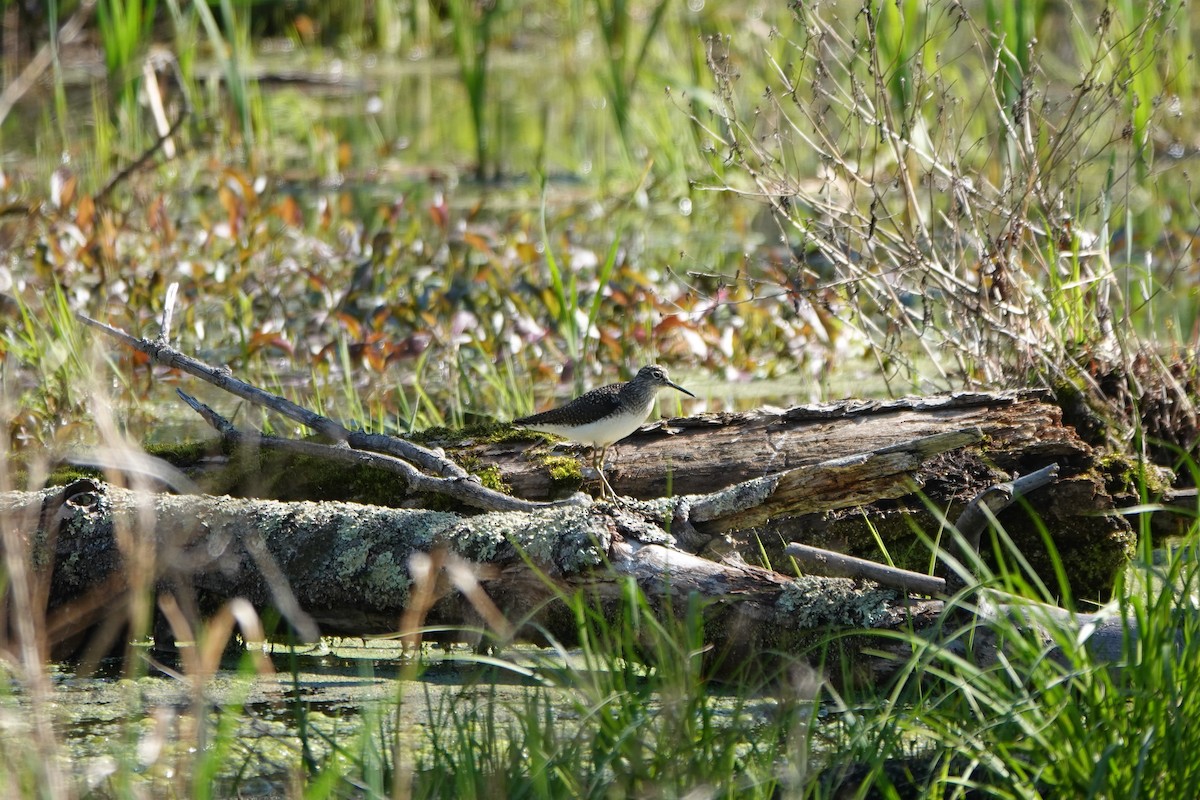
73;316;1136;601
468;390;1087;499
0;476;1153;681
16;315;1139;677
2;479;940;674
477;395;1135;601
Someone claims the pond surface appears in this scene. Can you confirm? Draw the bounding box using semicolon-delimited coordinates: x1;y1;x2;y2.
2;639;795;795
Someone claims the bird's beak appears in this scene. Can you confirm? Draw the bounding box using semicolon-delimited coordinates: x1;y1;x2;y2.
668;380;695;398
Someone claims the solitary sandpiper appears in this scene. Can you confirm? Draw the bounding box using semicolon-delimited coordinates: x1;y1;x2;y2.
514;364;695;497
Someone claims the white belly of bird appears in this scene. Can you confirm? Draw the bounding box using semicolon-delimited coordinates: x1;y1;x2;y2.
527;397;655;447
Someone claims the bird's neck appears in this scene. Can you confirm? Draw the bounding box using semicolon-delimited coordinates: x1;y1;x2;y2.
619;379;658;414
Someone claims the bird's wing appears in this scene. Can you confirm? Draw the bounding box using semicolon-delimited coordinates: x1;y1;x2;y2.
514;385;623;425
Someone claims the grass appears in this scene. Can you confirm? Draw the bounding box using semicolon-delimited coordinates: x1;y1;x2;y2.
699;0;1199;444
3;0;1200;796
591;0;673;154
445;0;508;181
95;0;158;105
5;484;1197;797
847;523;1200;797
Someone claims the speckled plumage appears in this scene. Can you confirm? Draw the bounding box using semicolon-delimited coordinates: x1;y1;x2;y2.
514;364;694;496
514;381;626;432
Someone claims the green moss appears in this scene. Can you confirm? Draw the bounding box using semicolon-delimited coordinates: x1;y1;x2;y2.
46;465;107;486
1097;452;1171;499
540;454;584;492
143;439;221;466
451;452;512;494
408;421;545;446
474;465;508;492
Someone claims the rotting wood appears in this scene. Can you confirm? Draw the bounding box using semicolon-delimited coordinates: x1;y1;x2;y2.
1;481;939;672
51;315;1146;674
466;390;1088;500
689;429;983;533
0;479;1153;679
784;464;1060;597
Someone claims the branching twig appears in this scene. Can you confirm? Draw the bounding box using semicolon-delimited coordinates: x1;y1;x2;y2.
79;313;463;477
176;391;567;513
80;313;582;512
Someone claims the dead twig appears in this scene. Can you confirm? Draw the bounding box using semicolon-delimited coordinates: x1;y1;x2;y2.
176;390;569;513
785;542;946;597
78;313;464;478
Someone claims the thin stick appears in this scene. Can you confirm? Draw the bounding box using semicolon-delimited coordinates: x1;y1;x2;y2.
78;313;464;478
177;390;565;513
785;542;947;597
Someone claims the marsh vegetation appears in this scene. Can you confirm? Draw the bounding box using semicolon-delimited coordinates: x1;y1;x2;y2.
3;0;1200;796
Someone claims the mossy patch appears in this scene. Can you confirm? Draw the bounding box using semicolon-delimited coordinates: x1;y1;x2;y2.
206;450;410;506
408;421;543;447
450;452;511;493
143;439;223;467
1097;452;1171;499
539;454;584;493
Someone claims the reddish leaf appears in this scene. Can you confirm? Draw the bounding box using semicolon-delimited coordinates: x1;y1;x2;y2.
273;195;303;227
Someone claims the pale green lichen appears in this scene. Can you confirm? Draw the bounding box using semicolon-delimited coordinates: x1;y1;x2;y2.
681;476;780;523
448;506;610;574
364;551;409;606
777;575;897;629
322;506;459;604
337;538;372;578
97;487;461;609
621;495;683;522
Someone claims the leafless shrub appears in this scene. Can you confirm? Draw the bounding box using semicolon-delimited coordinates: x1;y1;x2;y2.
696;0;1191;418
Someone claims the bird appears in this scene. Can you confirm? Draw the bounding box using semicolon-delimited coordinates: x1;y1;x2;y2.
513;364;695;497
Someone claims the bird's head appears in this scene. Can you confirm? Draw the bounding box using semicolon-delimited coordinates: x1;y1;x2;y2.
637;364;695;397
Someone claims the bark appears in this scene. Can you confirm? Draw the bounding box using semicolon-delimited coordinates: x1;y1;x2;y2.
1;480;940;675
0;478;1145;680
455;392;1136;601
468;390;1086;499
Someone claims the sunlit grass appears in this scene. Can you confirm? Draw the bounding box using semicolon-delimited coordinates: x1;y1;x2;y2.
701;0;1200;440
857;521;1200;797
3;1;1200;796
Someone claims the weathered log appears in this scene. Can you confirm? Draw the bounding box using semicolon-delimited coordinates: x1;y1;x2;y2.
465;390;1085;499
2;480;941;671
0;480;1151;681
75;316;1135;601
455;394;1134;601
134;391;1131;600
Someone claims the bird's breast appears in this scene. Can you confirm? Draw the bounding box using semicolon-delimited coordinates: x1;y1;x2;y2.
526;395;655;447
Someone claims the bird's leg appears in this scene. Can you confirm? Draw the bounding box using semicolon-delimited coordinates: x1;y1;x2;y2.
594;444;616;499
